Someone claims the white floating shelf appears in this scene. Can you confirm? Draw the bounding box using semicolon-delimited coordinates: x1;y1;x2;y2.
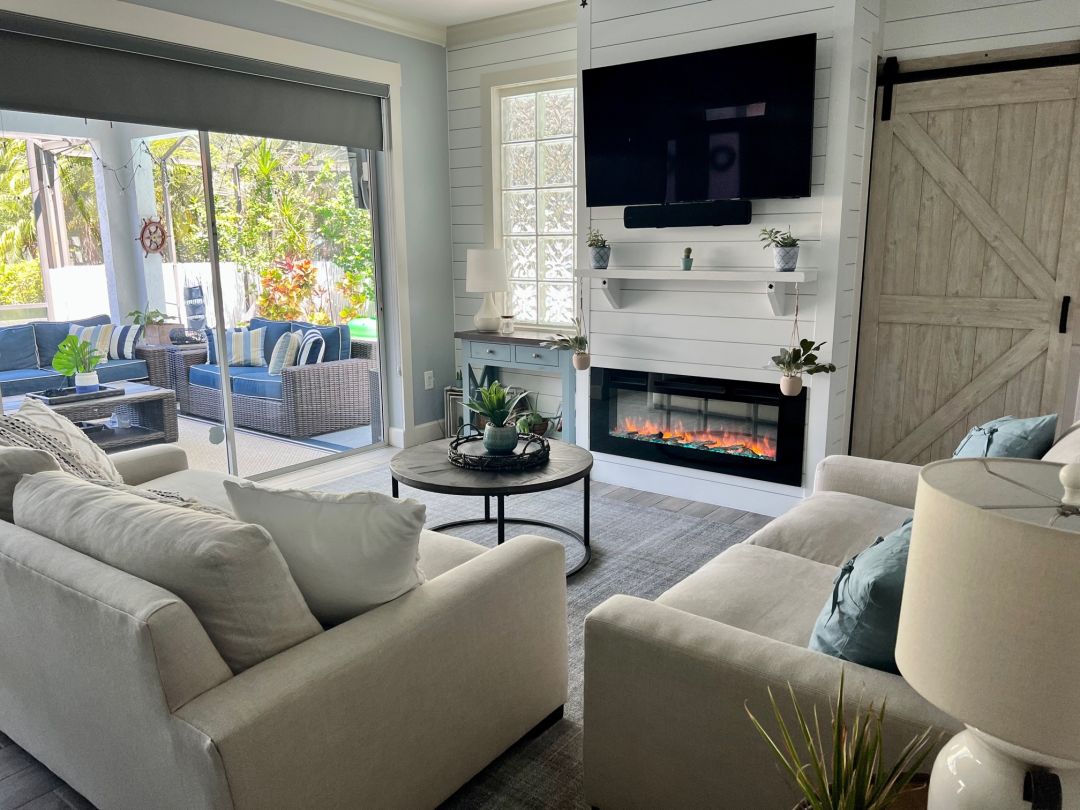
576;267;817;316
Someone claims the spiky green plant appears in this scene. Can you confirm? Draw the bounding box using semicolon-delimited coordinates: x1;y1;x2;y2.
760;227;800;248
541;316;588;354
745;671;938;810
463;381;529;428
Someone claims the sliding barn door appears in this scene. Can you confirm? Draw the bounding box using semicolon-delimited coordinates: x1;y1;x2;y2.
852;64;1080;463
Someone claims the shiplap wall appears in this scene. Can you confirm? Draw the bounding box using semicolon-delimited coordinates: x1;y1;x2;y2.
447;18;577;422
579;0;880;513
882;0;1080;61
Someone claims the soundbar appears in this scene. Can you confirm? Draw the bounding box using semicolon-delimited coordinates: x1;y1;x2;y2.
623;200;753;229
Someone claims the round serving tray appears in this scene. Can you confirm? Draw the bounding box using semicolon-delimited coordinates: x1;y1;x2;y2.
448;427;551;472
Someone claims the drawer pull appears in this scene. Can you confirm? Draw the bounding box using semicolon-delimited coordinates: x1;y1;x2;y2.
532;353;541;358
486;349;495;354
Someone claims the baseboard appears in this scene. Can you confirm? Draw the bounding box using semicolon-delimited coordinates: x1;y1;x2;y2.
400;418;444;447
388;427;405;448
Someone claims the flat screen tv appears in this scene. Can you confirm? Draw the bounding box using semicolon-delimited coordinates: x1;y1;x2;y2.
582;34;817;207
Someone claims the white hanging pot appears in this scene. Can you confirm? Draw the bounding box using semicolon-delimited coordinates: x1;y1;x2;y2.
779;374;803;396
74;371;100;393
573;352;591;371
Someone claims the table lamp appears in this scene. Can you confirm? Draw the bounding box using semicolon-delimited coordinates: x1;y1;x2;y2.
896;458;1080;810
466;248;507;332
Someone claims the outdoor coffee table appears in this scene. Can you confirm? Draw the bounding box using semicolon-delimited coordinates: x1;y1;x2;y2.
2;382;179;452
389;438;593;576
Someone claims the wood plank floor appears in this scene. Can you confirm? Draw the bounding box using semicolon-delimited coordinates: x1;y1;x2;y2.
0;460;771;810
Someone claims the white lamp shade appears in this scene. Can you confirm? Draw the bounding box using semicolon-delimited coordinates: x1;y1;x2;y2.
896;458;1080;762
465;248;508;293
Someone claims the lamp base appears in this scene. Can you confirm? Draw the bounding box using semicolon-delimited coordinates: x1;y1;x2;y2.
473;292;501;332
929;727;1080;810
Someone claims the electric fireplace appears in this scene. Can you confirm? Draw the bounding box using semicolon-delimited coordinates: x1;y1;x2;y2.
590;368;806;485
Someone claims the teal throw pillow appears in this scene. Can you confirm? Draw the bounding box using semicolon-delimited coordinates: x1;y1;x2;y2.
952;414;1057;459
808;518;912;674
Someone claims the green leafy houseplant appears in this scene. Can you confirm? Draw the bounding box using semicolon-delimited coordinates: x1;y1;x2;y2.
585;228;608;249
464;381;530;455
772;338;836;378
760;227;800;248
542;317;590;370
51;335;103;377
745;671;938;810
127;306;167;325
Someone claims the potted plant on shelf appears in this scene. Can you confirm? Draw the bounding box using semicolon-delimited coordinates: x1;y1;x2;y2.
746;671;938;810
463;380;530;455
542;316;590;370
771;338;835;396
681;246;693;271
52;335;104;393
760;227;801;272
587;228;610;270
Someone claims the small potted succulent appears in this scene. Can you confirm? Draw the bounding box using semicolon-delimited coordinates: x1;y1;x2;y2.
771;338;835;396
543;316;590;370
681;246;693;271
52;335;104;393
463;380;530;455
586;228;610;270
760;227;800;272
515;408;550;437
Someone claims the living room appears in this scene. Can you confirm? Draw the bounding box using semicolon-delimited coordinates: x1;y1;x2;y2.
2;0;1080;808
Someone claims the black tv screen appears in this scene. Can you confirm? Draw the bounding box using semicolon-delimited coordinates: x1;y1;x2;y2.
582;34;817;207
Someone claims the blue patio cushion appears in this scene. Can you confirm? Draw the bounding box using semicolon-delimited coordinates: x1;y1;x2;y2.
290;321;349;363
33;314;111;367
189;363;276;395
0;369;66;397
0;325;39;372
94;359;148;384
248;318;293;360
230;370;283;400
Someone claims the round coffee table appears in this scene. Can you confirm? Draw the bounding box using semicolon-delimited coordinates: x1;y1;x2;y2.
389;438;593;576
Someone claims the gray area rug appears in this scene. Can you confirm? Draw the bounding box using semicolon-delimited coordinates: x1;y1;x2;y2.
319;469;756;809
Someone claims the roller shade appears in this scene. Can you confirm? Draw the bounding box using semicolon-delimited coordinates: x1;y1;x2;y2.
0;12;387;150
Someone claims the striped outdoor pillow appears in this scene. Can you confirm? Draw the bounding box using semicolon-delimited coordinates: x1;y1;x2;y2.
206;326;267;367
109;324;143;360
297;329;326;365
268;331;301;376
69;323;114;365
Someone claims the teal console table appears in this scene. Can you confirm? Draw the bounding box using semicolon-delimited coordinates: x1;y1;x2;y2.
455;330;576;443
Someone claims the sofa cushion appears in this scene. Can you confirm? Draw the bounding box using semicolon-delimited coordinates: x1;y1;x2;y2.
108;323;142;360
32;314;110;367
204;326;267;367
14;471;322;673
953;414;1057;459
267;331;301;375
0;324;39;372
143;468;247;514
745;491;913;567
188;363;265;391
657;544;837;646
231;369;283;400
417;529;485;579
0;447;59;522
93;359;148;384
1045;422;1080;464
0;368;65;397
248;317;293;360
290;321;349;362
296;328;326;365
68;323;114;364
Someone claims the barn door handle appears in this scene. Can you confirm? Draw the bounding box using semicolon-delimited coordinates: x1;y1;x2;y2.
1060;296;1071;334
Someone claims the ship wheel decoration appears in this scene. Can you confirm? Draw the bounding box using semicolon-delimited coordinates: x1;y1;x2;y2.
137;216;168;257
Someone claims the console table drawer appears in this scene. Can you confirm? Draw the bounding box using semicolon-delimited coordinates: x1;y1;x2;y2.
514;345;558;368
469;341;511;362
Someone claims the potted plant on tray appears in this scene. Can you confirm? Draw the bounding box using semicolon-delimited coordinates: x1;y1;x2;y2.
771;338;835;396
542;316;590;370
52;335;104;393
760;227;801;272
463;380;530;455
745;670;938;810
586;227;610;270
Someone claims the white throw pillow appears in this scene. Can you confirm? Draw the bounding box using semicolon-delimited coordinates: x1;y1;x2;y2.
224;480;427;626
15;399;122;482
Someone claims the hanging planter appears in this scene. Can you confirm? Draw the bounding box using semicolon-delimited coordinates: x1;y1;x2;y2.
542;316;590;372
770;286;836;395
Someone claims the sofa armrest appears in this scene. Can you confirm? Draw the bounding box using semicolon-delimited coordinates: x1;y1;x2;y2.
583;595;958;810
282;358;376;433
175;535;568;810
111;444;190;485
813;455;922;508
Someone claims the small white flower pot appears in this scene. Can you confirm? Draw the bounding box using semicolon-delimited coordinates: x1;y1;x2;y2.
774;245;800;272
779;374;803;396
74;371;100;393
573;352;591;371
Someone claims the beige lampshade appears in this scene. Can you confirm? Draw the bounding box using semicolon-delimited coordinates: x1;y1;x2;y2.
896;458;1080;762
465;248;508;293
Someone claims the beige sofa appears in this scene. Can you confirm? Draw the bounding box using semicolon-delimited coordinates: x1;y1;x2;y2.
0;445;569;810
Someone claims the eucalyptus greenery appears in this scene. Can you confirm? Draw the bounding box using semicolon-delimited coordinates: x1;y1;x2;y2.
745;671;938;810
542;316;588;354
760;227;800;248
772;338;836;378
51;335;103;377
463;381;530;428
586;228;608;249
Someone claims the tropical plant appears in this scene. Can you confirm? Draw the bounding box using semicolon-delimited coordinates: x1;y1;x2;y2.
0;139;37;265
51;335;103;377
760;227;800;249
542;316;588;354
257;256;331;323
586;227;608;249
0;259;44;304
463;381;529;428
127;306;168;325
772;338;836;378
745;670;938;810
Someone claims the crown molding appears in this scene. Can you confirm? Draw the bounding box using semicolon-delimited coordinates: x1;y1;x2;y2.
274;0;446;46
446;1;574;49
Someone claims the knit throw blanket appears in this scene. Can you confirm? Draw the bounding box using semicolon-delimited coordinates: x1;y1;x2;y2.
0;415;109;481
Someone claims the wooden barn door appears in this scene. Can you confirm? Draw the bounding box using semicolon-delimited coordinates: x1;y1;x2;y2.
852;64;1080;463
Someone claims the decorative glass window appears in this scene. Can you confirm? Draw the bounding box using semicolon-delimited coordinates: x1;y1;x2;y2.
495;81;576;327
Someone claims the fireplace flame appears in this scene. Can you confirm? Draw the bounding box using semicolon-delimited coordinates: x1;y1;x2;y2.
614;417;777;461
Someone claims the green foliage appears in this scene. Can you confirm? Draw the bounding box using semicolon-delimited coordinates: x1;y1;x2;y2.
257;257;330;324
0;259;44;304
463;381;530;428
313;161;375;320
586;227;608;248
772;338;836;377
127;306;168;325
760;227;800;248
51;335;102;376
683;246;693;258
0;140;37;265
542;316;588;353
745;671;937;810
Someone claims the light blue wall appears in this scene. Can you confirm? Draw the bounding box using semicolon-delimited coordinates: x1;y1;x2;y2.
126;0;456;429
